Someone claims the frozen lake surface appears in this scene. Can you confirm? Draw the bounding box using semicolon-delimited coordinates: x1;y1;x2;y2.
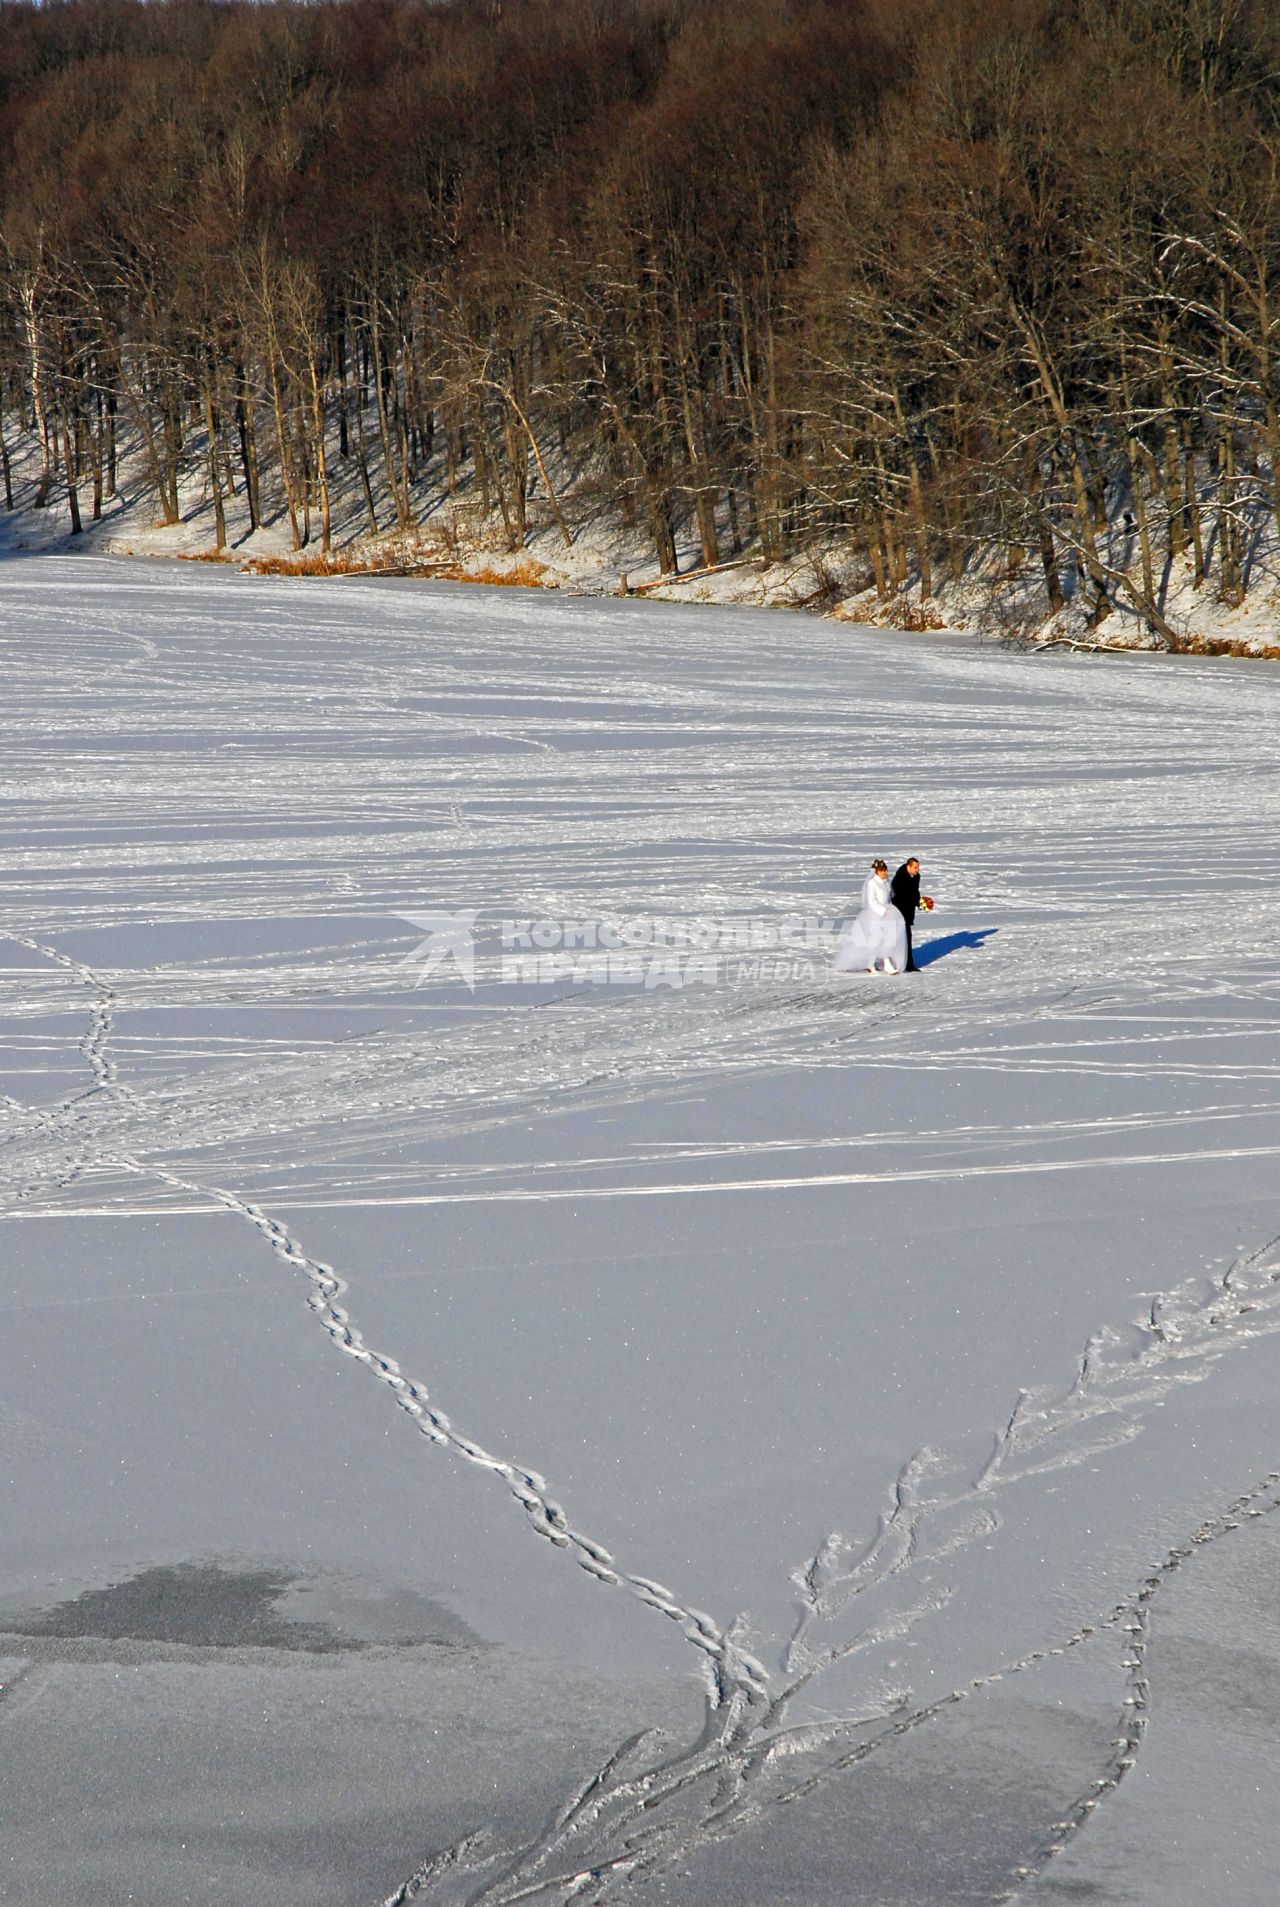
2;550;1279;1906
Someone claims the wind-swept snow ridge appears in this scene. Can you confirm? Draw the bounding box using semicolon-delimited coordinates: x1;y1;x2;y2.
108;1151;771;1706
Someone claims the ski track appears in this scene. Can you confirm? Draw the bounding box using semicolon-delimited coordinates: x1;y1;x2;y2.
3;559;1280;1903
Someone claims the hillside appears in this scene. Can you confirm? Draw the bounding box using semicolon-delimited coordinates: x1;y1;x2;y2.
4;0;1280;655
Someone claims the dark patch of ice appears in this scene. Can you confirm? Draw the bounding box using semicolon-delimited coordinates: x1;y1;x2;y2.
0;1561;474;1654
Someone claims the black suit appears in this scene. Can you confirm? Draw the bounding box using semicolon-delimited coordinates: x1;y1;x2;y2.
890;864;921;971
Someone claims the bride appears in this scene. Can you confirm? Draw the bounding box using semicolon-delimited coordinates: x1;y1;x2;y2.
833;859;908;975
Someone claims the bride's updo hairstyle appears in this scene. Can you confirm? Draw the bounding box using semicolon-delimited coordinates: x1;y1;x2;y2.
871;859;889;875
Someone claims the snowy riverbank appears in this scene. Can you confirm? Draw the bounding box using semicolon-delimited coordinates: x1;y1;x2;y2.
5;419;1280;656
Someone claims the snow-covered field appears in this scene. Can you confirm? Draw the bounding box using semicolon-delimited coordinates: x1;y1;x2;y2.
2;547;1279;1906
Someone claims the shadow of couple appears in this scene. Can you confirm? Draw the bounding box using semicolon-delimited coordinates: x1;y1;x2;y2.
913;927;998;969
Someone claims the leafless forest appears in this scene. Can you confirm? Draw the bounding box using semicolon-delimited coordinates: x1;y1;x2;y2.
2;0;1280;635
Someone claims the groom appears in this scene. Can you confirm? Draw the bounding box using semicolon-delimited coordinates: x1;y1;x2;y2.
890;858;931;972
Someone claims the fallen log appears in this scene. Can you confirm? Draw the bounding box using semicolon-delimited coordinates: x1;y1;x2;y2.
629;558;751;593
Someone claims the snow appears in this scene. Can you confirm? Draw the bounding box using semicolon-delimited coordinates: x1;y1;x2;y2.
1;543;1279;1905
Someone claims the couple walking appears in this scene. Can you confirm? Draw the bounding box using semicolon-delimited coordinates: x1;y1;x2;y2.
833;858;932;975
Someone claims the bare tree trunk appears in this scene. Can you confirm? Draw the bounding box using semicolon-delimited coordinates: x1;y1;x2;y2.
1158;348;1185;559
496;382;573;549
1126;437;1156;608
268;356;302;549
105;392;117;498
335;324;350;460
444;398;461;498
307;348;331;552
758;323;784;562
646;474;678;575
1118;361;1155;608
1038;520;1064;610
1180;417;1205;584
120;375;167;515
87;389;104;519
1215;417;1240;602
1024;441;1064;610
202;376;227;550
160;384;182;524
0;409;12;509
352;383;379;535
58;393;82;535
1262;390;1280;554
1214;301;1241;603
470;395;493;515
295;406;311;545
393;365;413;515
1011;303;1111;620
1068;434;1111;623
220;413;238;499
501;398;528;548
873;442;901;595
906;451;932;597
370;308;410;528
235;368;260;532
21;279;54;507
726;480;742;555
866;515;887;599
675;323;719;567
468;396;513;548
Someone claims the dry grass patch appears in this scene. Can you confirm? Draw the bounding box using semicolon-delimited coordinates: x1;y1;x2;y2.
834;597;947;631
240;549;554;587
1180;633;1280;659
450;559;551;588
242;550;384;577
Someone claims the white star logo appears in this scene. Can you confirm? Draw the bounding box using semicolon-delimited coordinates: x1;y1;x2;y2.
396;910;479;989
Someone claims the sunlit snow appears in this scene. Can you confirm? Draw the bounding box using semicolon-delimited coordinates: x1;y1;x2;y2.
2;550;1279;1905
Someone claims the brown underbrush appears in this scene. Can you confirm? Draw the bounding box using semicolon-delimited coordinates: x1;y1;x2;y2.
240;549;553;586
241;550;389;576
456;560;552;588
834;597;947;631
1180;633;1280;659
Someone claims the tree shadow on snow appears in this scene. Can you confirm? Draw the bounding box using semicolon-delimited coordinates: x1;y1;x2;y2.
914;927;998;967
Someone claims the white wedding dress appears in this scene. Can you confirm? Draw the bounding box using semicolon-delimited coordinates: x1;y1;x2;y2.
833;874;908;974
